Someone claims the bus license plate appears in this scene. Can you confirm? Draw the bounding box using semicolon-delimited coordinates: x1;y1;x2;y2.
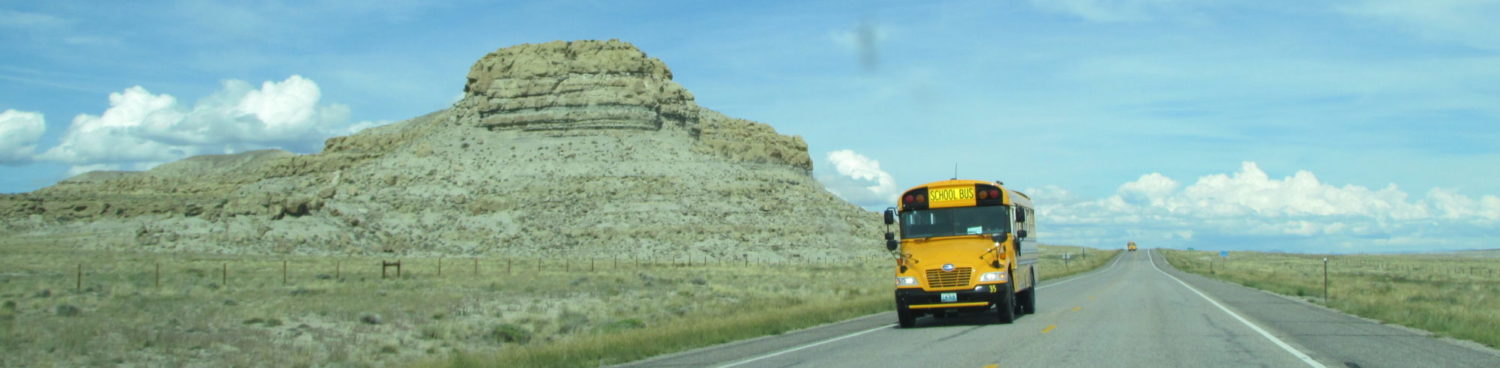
941;293;957;303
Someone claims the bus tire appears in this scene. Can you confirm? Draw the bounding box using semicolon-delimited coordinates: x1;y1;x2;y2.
994;281;1016;324
1018;269;1037;315
897;302;916;328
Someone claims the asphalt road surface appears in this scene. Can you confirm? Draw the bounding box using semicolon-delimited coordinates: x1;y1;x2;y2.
621;249;1500;368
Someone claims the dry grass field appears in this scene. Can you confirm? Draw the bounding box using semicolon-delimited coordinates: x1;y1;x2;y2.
1162;249;1500;349
0;231;1114;367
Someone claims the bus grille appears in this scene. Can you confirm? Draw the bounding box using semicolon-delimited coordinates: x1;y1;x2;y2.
925;267;972;288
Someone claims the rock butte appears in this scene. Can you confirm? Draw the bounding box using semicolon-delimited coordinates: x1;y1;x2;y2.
0;40;881;260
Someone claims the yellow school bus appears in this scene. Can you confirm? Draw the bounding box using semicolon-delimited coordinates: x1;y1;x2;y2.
1128;241;1137;252
882;179;1038;327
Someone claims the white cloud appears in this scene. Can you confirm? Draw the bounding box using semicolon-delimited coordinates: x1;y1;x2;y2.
1118;172;1178;206
0;109;47;164
1426;187;1500;221
38;75;355;175
816;149;901;209
343;120;393;135
1033;162;1500;252
62;163;120;177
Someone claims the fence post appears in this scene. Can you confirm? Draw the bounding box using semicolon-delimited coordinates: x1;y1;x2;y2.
1323;257;1329;302
222;263;227;287
283;260;288;285
474;258;479;275
76;263;82;292
155;262;160;289
335;260;340;280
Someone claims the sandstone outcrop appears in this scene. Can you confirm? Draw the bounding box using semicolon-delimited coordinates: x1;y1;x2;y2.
0;40;879;261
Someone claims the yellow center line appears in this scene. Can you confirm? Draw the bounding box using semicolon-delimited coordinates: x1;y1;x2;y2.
1072;306;1082;311
1041;324;1056;333
984;365;999;368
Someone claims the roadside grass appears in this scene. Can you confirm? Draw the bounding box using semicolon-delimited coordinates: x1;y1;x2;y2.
0;233;1115;367
438;295;892;368
1036;245;1121;281
431;244;1116;368
0;232;889;367
1162;249;1500;349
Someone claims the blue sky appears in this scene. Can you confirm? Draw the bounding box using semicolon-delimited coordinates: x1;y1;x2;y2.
2;0;1498;253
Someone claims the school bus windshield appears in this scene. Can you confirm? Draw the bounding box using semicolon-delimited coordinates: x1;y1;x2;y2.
900;206;1011;239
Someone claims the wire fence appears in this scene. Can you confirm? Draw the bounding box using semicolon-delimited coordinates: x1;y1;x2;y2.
28;254;897;294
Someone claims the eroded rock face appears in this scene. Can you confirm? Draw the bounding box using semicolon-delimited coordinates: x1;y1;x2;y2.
458;40;698;134
0;40;876;261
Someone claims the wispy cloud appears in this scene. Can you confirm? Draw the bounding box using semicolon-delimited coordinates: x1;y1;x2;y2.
1025;0;1198;22
1340;0;1500;50
0;9;71;29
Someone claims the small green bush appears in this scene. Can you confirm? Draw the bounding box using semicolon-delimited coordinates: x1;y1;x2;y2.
491;323;531;344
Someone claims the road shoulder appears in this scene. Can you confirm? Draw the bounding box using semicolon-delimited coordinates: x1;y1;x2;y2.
1149;249;1500;368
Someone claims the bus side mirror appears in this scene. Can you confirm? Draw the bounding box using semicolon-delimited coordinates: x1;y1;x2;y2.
885;232;895;241
883;208;896;225
886;239;899;251
1017;229;1028;239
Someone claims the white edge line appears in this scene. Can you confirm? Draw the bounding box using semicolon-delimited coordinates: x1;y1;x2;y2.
1147;249;1328;368
714;324;892;368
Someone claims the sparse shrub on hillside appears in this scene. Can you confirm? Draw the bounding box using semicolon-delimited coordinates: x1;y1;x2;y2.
491;323;532;344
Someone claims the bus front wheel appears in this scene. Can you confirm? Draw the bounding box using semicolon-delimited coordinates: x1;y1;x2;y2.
993;282;1016;324
897;302;916;328
1018;268;1037;315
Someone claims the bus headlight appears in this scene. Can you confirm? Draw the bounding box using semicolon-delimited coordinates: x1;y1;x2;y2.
896;277;919;286
979;272;1007;282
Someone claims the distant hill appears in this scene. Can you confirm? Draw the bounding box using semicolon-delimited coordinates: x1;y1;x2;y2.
1440;249;1500;258
0;40;882;261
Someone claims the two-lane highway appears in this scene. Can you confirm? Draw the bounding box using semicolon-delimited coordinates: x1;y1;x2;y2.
623;249;1500;367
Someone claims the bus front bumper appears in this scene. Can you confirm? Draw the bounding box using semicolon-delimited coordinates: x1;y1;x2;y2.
896;284;1003;310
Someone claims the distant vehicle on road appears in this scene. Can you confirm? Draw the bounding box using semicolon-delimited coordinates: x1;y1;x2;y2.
883;179;1039;328
1128;241;1138;252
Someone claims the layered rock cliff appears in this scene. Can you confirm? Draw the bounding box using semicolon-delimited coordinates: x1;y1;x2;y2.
0;40;878;260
